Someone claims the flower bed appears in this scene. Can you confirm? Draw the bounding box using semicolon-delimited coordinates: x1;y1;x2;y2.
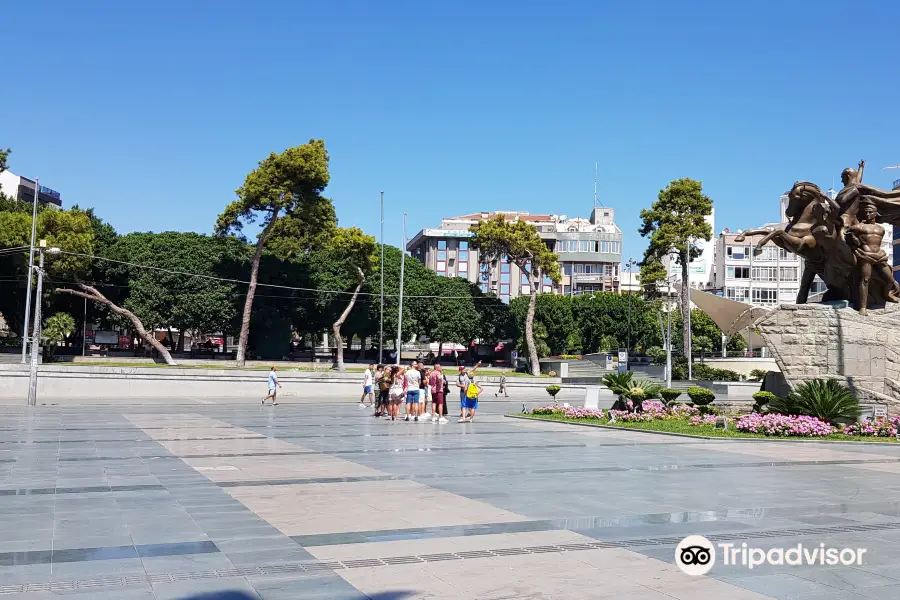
843;416;900;437
735;413;833;437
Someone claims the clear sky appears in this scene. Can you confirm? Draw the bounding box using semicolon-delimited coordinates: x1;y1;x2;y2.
3;0;899;266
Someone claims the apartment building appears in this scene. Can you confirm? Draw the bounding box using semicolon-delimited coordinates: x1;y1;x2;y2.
711;229;803;306
406;206;623;303
0;170;63;207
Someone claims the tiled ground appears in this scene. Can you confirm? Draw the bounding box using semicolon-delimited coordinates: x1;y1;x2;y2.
3;395;900;599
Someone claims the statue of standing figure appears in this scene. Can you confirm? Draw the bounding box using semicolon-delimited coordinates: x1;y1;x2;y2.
844;198;900;314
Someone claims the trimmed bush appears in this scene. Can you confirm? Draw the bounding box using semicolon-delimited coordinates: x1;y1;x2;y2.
660;388;682;404
545;384;561;398
693;364;742;381
752;391;777;413
646;346;667;365
548;370;557;378
687;386;716;406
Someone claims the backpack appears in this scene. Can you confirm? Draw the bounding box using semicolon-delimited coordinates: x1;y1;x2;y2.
442;374;450;395
466;381;480;399
378;374;391;393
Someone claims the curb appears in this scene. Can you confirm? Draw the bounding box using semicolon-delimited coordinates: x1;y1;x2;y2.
504;414;900;446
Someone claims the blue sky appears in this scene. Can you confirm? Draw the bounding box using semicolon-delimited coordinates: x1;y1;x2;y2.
3;0;899;266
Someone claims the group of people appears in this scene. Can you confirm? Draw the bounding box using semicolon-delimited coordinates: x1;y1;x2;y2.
359;360;490;423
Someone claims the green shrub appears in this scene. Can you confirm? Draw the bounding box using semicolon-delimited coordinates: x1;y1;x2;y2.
752;391;777;413
630;379;663;400
660;388;682;404
769;379;860;425
697;404;720;416
560;354;581;360
749;369;769;382
601;372;633;396
687;386;716;406
545;384;561;398
646;346;667;365
692;364;741;381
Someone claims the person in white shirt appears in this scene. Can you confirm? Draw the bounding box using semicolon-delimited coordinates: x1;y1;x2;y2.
359;363;375;409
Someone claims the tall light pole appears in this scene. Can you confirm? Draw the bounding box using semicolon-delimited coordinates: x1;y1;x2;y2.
379;191;385;364
21;177;40;363
394;213;407;366
625;257;636;355
28;242;60;406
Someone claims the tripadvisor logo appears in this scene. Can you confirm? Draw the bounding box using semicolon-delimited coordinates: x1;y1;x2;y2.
675;535;867;575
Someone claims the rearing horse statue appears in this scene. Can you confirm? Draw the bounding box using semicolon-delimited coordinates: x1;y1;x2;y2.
734;181;854;304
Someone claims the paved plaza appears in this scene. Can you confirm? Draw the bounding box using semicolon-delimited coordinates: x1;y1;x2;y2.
3;394;900;599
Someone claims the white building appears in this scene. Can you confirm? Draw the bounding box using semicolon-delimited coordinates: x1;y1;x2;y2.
663;209;716;289
711;228;802;306
0;170;63;207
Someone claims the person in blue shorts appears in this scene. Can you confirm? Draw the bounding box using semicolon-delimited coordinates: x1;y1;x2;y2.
359;363;375;409
460;370;482;423
404;363;422;422
262;366;281;406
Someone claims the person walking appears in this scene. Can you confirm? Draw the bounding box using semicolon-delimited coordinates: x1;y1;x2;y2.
461;370;483;423
495;370;509;398
456;361;481;419
404;362;422;421
429;364;448;423
262;366;281;406
359;363;375;409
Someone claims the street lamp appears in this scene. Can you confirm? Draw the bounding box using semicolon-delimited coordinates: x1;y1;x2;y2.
624;257;636;356
27;242;60;406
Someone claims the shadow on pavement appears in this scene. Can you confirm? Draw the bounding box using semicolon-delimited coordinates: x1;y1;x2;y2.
178;590;416;599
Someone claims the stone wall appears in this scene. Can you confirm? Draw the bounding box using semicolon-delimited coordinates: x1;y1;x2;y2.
756;303;900;409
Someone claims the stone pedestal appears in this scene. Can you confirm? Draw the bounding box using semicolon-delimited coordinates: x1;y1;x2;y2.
756;303;900;410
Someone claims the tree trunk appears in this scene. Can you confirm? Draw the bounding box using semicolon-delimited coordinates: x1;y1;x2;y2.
525;274;540;376
177;330;185;353
58;285;177;366
332;267;365;372
236;211;280;367
680;247;691;376
437;341;443;364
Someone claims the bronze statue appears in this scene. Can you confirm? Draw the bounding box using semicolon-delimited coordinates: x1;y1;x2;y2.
734;161;900;312
845;198;900;314
734;181;853;304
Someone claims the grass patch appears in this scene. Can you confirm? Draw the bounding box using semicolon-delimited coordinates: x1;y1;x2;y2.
515;413;900;443
50;362;547;376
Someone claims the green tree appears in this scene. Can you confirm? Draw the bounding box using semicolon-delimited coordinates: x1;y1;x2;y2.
571;292;660;354
216;139;332;367
0;208;94;336
510;293;576;356
471;216;560;374
102;232;247;350
421;276;481;355
639;178;713;372
307;227;377;371
43;312;75;360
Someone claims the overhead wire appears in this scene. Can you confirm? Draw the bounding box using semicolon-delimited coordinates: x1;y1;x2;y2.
56;250;504;301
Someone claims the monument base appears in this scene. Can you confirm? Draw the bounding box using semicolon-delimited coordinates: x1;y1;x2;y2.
756;303;900;411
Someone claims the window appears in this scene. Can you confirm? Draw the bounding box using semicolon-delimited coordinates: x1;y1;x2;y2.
458;240;468;251
542;275;552;285
500;273;510;283
457;262;467;277
604;264;614;276
437;249;447;261
563;285;571;295
600;240;609;253
521;273;529;285
726;245;750;260
580;240;591;252
725;287;749;302
780;288;798;302
437;240;447;250
499;283;510;304
521;284;530;295
563;263;573;276
436;260;446;275
755;246;779;261
752;288;778;304
727;266;750;279
501;262;510;274
779;266;798;281
479;283;488;293
751;266;777;281
479;264;489;283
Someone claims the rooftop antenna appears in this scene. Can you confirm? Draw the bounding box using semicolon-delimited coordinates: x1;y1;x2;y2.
593;162;603;208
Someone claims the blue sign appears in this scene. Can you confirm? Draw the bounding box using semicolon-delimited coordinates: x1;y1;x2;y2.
40;186;61;200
